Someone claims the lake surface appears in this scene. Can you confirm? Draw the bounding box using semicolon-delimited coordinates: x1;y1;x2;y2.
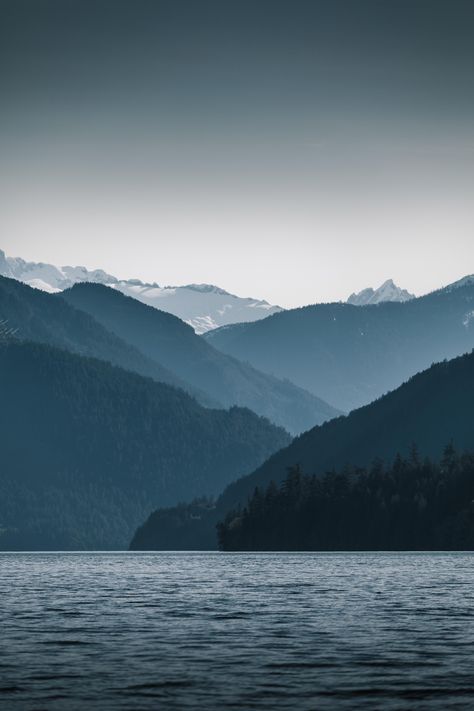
1;552;474;710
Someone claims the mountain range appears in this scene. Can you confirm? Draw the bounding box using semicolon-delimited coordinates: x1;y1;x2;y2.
0;249;282;333
0;340;290;549
204;280;474;412
0;275;209;402
0;249;418;332
131;347;474;550
2;253;474;552
61;283;339;434
0;275;338;434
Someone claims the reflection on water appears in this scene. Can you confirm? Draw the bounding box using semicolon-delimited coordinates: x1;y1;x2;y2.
1;552;474;710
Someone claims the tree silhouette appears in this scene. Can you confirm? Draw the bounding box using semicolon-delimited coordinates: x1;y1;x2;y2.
218;448;474;551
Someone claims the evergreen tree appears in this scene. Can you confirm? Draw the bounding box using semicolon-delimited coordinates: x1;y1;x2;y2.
218;449;474;551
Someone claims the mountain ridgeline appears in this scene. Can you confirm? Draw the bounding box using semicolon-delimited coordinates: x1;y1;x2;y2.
131;349;474;550
60;282;339;434
0;274;211;403
0;275;338;435
0;248;284;333
204;281;474;412
2;266;474;553
0;340;290;550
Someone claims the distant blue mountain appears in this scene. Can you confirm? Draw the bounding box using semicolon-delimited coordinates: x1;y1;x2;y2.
205;279;474;412
131;348;474;550
60;282;340;434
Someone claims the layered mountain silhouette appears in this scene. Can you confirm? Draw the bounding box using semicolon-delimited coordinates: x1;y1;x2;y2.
0;249;282;333
60;282;339;434
3;260;474;552
0;276;338;433
0;340;290;550
131;348;474;550
205;280;474;412
0;275;212;405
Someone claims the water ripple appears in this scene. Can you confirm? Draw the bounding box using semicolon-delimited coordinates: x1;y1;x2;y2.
1;552;474;710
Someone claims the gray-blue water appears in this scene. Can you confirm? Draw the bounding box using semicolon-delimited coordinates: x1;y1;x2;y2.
1;552;474;710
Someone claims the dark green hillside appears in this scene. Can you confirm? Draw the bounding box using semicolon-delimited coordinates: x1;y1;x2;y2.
131;349;474;550
61;282;340;434
0;275;210;403
204;282;474;412
0;341;290;550
221;350;474;505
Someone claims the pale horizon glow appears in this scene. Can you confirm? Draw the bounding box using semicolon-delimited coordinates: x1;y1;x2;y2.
1;0;473;308
2;237;472;310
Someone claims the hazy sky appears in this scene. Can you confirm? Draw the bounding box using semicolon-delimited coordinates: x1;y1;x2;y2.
1;0;473;307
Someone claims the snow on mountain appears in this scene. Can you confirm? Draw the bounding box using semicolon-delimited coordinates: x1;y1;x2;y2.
347;279;415;306
0;250;117;291
0;250;283;333
108;280;282;333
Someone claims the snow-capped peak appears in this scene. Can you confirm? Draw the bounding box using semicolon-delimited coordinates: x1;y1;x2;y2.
347;279;415;306
181;284;231;296
0;249;283;333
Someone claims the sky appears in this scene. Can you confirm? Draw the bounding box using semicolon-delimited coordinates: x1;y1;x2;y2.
0;0;473;308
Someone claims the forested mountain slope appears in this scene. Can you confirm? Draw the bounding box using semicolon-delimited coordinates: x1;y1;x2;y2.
61;282;339;434
0;275;209;403
205;282;474;412
131;349;474;550
0;341;290;550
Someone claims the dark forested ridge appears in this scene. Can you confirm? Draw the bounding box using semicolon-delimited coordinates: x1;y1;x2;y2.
0;340;290;550
130;350;474;550
0;275;209;402
204;281;474;412
130;499;220;551
60;282;339;434
0;275;341;431
218;449;474;551
220;350;474;506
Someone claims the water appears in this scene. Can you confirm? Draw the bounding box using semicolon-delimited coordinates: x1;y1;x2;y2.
1;552;474;710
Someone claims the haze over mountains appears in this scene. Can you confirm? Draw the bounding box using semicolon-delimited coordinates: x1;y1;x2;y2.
0;249;282;333
1;249;417;332
0;275;210;404
205;280;474;412
132;348;474;550
61;282;338;434
0;275;337;434
1;253;474;552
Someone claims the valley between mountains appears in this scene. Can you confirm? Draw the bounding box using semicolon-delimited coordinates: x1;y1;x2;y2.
0;251;473;551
